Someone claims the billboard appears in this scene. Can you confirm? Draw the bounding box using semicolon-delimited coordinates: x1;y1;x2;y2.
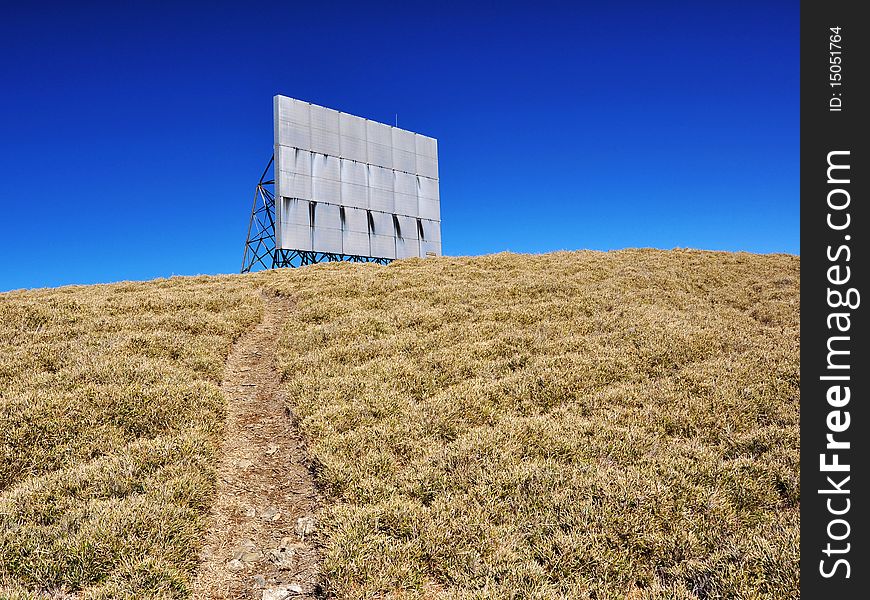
273;95;441;260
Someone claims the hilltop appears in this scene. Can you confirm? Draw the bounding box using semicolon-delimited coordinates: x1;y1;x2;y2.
0;250;800;599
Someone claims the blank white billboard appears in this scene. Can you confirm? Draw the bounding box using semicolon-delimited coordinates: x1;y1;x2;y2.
274;95;441;259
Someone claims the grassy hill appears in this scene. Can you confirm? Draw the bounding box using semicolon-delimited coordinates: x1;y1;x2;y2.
0;276;262;598
0;250;799;599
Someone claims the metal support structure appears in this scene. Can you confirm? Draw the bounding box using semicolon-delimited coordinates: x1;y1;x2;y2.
241;155;394;273
241;156;276;273
273;250;392;268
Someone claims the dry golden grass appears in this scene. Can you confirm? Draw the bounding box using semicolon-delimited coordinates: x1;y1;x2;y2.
0;276;261;598
1;249;799;599
266;250;800;599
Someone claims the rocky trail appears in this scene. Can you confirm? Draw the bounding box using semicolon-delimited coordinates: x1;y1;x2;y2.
192;291;320;599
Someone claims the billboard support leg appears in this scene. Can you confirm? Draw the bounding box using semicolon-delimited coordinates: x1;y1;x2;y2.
241;155;276;273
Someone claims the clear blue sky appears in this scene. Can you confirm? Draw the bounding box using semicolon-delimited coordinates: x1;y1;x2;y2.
0;1;798;291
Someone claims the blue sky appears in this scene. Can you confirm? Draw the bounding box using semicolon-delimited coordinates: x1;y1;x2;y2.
0;1;798;291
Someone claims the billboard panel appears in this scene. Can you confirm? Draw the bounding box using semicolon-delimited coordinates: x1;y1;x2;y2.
394;171;418;217
370;234;397;259
340;159;368;209
420;218;441;242
277;198;312;251
313;226;343;254
341;206;370;256
274;95;440;259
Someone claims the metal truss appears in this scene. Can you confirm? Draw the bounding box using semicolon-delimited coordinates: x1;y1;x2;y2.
241;154;393;273
274;250;392;268
241;156;276;273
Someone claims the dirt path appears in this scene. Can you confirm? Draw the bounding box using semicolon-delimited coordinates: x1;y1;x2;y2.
192;291;319;600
